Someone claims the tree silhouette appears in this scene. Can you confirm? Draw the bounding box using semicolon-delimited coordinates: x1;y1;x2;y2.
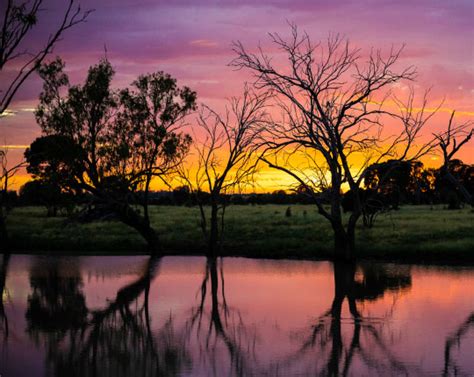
118;71;196;223
180;87;269;256
184;259;420;376
23;134;80;215
434;111;473;207
19;179;73;216
232;25;437;260
26;58;196;252
348;160;426;227
0;0;91;116
0;148;24;249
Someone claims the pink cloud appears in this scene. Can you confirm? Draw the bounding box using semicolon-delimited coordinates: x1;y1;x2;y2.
1;0;472;174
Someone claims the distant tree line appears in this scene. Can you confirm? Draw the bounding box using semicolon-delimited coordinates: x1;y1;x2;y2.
10;157;472;210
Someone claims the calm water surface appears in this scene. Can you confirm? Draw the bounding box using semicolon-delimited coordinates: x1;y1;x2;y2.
0;254;473;376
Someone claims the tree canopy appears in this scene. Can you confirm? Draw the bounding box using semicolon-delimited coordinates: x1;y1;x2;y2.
25;58;196;251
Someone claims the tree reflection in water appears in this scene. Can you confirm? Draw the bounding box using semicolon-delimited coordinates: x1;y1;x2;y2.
443;312;474;376
18;256;474;376
26;256;191;377
0;253;10;341
186;257;258;377
278;262;416;376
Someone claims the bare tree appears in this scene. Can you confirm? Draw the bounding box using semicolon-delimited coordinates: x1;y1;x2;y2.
0;147;24;249
433;111;473;206
0;0;91;116
232;25;435;260
180;88;269;257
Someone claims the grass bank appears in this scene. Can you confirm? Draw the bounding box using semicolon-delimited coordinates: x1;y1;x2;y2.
5;204;474;262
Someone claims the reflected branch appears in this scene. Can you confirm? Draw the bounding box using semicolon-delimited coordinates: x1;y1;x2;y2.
187;257;258;377
26;256;190;377
0;253;10;341
443;312;474;377
280;262;415;376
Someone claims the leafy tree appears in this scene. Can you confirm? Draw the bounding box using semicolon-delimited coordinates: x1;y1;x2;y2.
172;185;191;205
363;160;428;208
24;134;82;216
1;0;88;246
19;179;74;216
24;135;83;187
435;159;474;209
26;58;196;252
117;72;195;221
433;111;473;207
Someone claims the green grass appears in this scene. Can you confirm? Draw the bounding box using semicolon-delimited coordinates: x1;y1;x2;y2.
5;204;474;262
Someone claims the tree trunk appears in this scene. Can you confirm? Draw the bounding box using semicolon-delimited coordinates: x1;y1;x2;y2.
209;202;219;258
331;183;358;261
333;223;355;262
0;216;8;252
330;174;356;262
109;202;161;254
143;174;152;225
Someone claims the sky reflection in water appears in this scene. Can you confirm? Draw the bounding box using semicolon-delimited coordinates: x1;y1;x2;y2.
0;255;473;376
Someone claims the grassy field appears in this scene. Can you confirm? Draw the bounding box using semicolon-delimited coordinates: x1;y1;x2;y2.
5;204;474;262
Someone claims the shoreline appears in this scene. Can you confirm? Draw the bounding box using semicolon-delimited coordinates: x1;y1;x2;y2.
4;248;474;266
5;204;473;265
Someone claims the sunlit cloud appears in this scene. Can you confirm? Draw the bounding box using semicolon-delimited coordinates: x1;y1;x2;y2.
189;39;219;48
366;99;474;117
0;107;36;117
1;0;472;191
0;144;29;150
0;109;16;117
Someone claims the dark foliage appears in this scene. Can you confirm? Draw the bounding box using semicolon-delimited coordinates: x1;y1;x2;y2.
24;58;196;252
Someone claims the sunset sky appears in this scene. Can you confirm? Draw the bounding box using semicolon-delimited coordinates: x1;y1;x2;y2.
1;0;473;191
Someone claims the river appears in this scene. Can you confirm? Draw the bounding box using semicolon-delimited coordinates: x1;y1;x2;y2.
0;254;473;376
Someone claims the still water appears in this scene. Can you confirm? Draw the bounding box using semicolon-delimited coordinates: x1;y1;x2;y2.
0;254;473;377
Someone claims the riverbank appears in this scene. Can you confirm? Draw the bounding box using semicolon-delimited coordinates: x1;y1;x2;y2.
5;204;474;262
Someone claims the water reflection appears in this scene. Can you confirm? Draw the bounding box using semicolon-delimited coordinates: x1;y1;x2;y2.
286;262;413;376
0;255;473;376
0;253;9;340
188;257;257;376
443;313;474;376
25;256;190;377
26;257;88;341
